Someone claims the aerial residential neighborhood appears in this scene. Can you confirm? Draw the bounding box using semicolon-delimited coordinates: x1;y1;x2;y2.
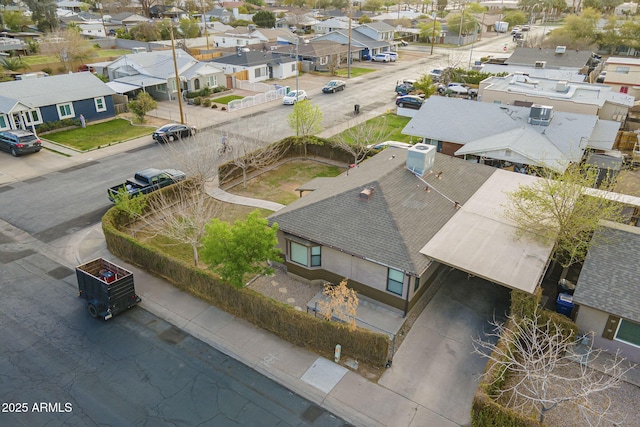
1;1;640;426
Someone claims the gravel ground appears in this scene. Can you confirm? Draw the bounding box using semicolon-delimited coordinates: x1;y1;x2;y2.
248;264;324;313
500;363;640;427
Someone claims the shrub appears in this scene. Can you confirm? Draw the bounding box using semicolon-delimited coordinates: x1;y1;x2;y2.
202;98;211;107
41;67;52;75
37;118;81;132
212;104;218;109
193;96;202;106
221;106;226;111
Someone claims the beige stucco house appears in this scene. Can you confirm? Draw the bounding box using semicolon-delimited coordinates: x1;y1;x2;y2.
601;57;640;99
479;73;634;125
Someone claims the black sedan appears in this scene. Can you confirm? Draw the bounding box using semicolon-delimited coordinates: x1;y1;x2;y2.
322;80;346;93
152;123;196;143
395;95;424;109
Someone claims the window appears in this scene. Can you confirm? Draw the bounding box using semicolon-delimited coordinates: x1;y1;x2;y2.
255;67;267;78
207;75;217;87
57;102;74;119
94;97;106;112
194;79;200;90
0;115;7;130
615;66;630;74
310;246;321;267
621;86;629;94
615;319;640;347
414;277;420;292
292;63;297;73
387;268;404;295
289;241;321;267
24;109;42;125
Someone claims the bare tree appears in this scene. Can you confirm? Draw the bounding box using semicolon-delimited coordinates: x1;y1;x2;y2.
226;138;286;189
316;278;359;332
39;29;96;72
331;116;391;166
133;134;224;266
474;311;632;425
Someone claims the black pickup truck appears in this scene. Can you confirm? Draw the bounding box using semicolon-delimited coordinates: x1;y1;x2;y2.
108;168;186;202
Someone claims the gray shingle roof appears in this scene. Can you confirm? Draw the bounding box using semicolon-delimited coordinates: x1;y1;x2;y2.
210;51;296;67
0;72;114;110
573;221;640;323
268;148;495;275
505;47;593;69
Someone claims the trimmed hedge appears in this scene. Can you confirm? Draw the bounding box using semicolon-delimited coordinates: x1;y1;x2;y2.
102;185;390;367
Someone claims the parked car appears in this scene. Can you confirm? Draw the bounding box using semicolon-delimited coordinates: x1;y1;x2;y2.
0;129;41;157
400;40;409;46
395;95;424;109
395;79;416;95
438;83;469;95
388;52;398;62
282;90;308;105
372;53;391;62
511;27;521;35
322;80;346;93
429;69;443;82
108;168;186;202
521;25;530;31
152;123;196;143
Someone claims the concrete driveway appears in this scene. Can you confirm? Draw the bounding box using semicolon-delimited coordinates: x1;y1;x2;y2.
379;269;511;427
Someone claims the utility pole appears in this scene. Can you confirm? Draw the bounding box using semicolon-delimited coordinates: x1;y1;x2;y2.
347;2;353;79
430;0;436;55
170;25;185;125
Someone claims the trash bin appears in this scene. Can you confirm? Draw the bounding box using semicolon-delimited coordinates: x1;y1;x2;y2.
354;104;360;115
556;293;574;317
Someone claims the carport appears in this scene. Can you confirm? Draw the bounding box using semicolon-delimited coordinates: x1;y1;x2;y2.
420;169;555;294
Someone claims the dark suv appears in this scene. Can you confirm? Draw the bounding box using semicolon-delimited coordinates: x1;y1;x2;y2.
0;129;41;156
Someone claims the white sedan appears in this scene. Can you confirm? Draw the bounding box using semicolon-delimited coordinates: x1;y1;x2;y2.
282;90;308;105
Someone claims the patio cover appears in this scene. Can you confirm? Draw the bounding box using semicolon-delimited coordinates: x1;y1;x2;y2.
419;169;554;294
106;81;140;94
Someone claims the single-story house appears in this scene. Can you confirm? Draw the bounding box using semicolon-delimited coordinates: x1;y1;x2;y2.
209;51;298;83
572;220;640;364
0;72;116;131
268;145;551;315
212;26;296;49
105;49;225;100
505;47;594;73
268;40;363;72
402;97;620;173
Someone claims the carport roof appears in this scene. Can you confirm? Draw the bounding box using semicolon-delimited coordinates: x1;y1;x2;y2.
419;169;554;294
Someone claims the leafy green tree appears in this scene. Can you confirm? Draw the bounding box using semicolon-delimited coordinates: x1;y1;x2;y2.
229;19;253;27
466;2;487;13
503;10;527;28
246;0;265;6
130;21;161;41
419;20;442;43
252;10;276;28
3;11;30;31
128;92;157;123
24;0;58;31
412;74;437;98
618;19;640;51
362;0;384;11
288;100;323;143
178;18;200;38
40;28;97;72
446;13;477;37
359;15;372;24
505;164;624;273
436;0;448;12
201;210;281;288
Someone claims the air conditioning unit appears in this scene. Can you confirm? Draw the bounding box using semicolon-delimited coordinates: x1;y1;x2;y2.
528;104;554;126
555;45;567;54
555;81;569;92
534;61;546;68
406;144;436;177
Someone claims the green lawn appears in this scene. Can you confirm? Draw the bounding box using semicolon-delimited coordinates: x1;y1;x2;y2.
228;160;343;205
22;49;131;66
211;95;244;104
334;67;376;78
45;119;155;151
332;113;413;144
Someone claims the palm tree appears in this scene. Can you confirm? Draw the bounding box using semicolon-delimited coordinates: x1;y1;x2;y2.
0;56;29;73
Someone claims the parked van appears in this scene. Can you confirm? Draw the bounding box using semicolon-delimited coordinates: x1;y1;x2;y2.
372;53;391;62
0;129;41;157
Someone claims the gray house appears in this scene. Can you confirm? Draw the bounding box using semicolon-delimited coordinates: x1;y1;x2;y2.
573;221;640;364
105;49;225;100
209;51;298;83
267;145;553;315
402;97;620;173
0;72;116;131
312;21;397;60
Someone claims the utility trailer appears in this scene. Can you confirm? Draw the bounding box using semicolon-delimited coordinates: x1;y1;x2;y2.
76;258;141;320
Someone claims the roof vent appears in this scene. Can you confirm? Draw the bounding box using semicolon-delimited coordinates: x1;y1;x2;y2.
555;45;566;54
534;60;546;68
528;104;553;126
359;187;375;200
406;143;436;177
555;80;569;92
